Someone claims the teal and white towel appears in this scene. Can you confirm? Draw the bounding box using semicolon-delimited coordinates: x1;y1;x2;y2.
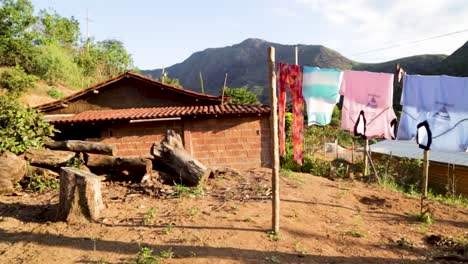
302;67;342;126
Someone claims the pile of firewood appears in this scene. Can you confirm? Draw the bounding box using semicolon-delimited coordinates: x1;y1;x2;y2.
0;130;208;223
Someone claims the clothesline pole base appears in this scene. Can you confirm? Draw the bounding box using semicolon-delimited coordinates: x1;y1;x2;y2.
268;46;280;233
420;150;430;214
363;139;369;176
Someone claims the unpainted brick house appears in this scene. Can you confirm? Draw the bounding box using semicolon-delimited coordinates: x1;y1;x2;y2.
36;71;272;169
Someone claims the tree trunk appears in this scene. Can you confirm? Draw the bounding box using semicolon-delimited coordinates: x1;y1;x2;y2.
57;167;104;223
25;148;76;167
85;154;152;181
45;140;115;156
151;130;207;186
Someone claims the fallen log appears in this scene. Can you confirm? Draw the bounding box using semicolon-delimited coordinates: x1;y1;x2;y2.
57;167;104;223
151;130;207;186
85;153;152;181
45;140;115;156
25;148;76;167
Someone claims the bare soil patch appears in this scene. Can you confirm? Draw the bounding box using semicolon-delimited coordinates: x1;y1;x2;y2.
0;169;466;263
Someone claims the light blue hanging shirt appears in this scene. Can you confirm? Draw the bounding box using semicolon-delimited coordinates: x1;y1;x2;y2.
302;67;342;126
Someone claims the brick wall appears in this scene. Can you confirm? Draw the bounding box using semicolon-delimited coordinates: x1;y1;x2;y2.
86;116;272;170
184;116;272;169
87;121;182;157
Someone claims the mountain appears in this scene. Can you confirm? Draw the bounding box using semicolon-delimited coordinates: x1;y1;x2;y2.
142;38;462;103
435;40;468;77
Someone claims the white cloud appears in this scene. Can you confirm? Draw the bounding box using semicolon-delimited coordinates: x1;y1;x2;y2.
295;0;468;61
271;7;303;19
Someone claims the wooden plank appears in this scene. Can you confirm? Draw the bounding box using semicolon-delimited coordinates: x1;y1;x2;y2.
268;46;280;233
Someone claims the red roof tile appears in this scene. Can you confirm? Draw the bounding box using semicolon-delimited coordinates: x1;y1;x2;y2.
50;104;270;124
35;71;223;112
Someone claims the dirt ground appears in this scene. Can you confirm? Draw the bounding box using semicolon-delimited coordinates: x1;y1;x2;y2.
0;169;467;264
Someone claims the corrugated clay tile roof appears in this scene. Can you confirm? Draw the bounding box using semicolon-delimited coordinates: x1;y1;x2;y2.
50;104;270;124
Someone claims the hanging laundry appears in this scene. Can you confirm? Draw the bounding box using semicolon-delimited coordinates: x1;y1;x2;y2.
302;67;342;126
397;74;468;152
340;70;397;139
277;62;304;165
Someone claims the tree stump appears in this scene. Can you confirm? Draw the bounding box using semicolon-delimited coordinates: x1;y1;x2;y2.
152;130;207;186
57;167;104;223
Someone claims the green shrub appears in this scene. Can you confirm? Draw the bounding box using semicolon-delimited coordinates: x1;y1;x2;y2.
0;66;37;97
47;87;65;99
134;247;159;264
0;96;56;154
20;171;60;192
224;87;259;104
31;43;83;88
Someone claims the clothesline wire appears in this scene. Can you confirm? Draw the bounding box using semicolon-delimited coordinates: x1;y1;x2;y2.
350;28;468;57
299;28;468;68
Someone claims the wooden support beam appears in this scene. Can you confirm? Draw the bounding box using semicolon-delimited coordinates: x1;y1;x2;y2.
422;150;430;197
363;139;369;176
269;46;280;233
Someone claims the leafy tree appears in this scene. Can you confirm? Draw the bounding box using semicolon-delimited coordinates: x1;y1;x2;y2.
224;86;259;104
0;65;37;97
0;0;37;68
0;95;56;154
160;72;183;88
35;9;80;46
96;39;133;78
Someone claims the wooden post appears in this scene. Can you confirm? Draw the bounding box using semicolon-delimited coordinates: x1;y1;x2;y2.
269;46;280;233
420;150;430;214
351;141;355;164
199;71;205;94
452;164;456;197
221;73;228;105
422;150;430;197
295;46;298;65
363;140;369;176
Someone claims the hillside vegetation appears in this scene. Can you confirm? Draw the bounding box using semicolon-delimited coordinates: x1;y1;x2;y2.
0;0;134;106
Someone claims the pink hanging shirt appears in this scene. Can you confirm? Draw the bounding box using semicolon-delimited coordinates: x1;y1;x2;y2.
340;70;397;140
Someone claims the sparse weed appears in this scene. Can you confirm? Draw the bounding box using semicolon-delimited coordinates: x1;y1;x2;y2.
416;211;434;225
158;248;174;259
134;247;159;264
416;223;429;234
172;183;205;198
428;192;468;207
395;237;413;249
187;206;201;218
143;207;156;225
96;258;108;264
280;168;305;187
269;255;280;263
267;231;281;242
344;229;365;238
66;157;82;169
242;217;254;223
293;241;309;255
162;223;174;235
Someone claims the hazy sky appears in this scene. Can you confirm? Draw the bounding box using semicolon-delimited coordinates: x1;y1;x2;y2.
31;0;468;70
